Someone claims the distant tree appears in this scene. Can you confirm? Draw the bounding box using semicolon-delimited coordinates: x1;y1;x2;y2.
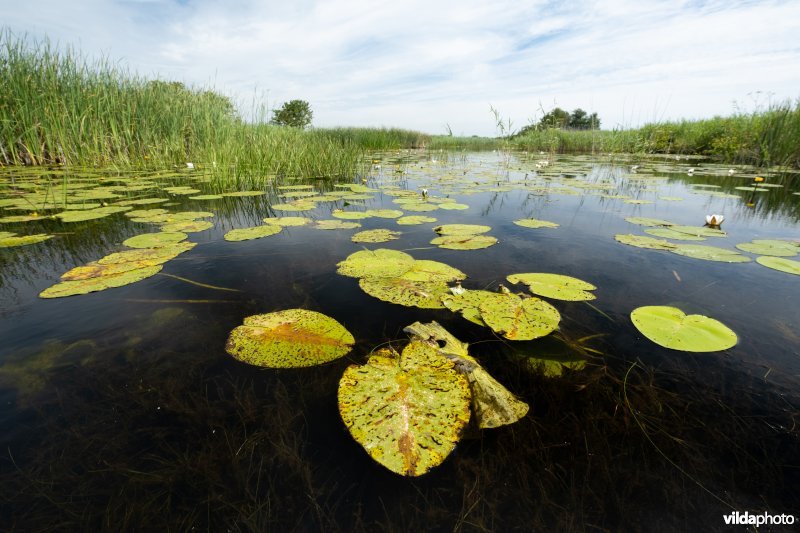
531;107;600;131
568;108;600;130
270;100;313;128
538;107;570;129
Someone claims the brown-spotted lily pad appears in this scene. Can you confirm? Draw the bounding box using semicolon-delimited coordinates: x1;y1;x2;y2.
40;265;163;299
225;309;354;368
431;234;498;250
506;273;597;301
337;249;415;278
479;292;561;340
351;229;402;243
263;216;312;227
0;233;53;248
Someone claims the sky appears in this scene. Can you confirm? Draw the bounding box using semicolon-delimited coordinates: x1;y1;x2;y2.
3;0;800;136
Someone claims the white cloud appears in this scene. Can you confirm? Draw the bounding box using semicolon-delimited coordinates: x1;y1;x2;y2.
3;0;799;135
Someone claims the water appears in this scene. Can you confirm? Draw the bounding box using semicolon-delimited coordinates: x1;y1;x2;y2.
1;153;798;531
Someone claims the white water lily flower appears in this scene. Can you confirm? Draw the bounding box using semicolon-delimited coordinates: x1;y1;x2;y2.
186;162;194;169
449;281;465;295
705;214;725;226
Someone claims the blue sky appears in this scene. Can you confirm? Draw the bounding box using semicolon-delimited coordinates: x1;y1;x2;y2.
4;0;800;136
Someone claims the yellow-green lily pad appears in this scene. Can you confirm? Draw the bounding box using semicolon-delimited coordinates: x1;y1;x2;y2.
670;244;750;262
756;256;800;275
364;209;404;219
0;233;53;248
396;216;437;225
332;210;370;220
123;231;188;249
441;289;493;326
222;191;265;197
624;217;674;227
351;229;402;243
433;224;491;235
224;225;282;242
506;273;596;301
513;218;559;229
630;306;737;352
40;265;163;298
338;342;470;476
359;277;450;308
188;194;224;200
431;234;498;250
225;309;354;368
398;260;466;283
315;220;361;230
98;242;196;265
615;234;678;250
479;293;561;340
736;240;798;257
337;249;415;278
160;220;213;233
644;228;706;241
263;216;311;227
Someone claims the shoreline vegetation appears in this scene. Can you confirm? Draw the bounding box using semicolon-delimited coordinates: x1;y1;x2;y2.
2;30;799;182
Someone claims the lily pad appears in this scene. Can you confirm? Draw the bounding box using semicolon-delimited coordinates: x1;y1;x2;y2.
513;218;559;229
756;256;800;275
332;210;371;220
668;225;726;238
527;357;586;377
630;306;737;352
403;321;529;429
401;202;439;212
736;240;798;257
437;203;469;210
338;342;470;476
644;228;706;241
122;231;188;249
441;289;493;326
506;273;596;301
98;242;196;265
337;249;415;279
364;209;404;219
224;225;282;242
431;234;498;250
670;244;750;263
398;260;466;283
0;215;46;223
222;191;265;197
40;265;163;298
396;216;437;225
433;224;491;235
225;309;354;368
160;220;213;233
615;234;678;250
315;220;361;230
0;233;53;248
479;293;561;340
624;217;674;227
351;229;402;243
359;277;450;308
263;216;311;227
272;202;316;212
188;194;224;200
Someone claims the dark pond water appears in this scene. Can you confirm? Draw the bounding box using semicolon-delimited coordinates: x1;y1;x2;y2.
1;153;798;532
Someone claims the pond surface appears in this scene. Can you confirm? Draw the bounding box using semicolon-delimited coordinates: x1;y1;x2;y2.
1;153;798;531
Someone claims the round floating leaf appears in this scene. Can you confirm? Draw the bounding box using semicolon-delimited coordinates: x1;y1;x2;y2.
98;242;196;265
396;216;437;225
644;228;706;241
126;208;169;218
433;224;491;235
437;202;469;210
222;191;265;197
513;218;559;229
359;277;450;308
615;234;678;250
670;244;750;262
61;260;151;281
668;225;726;238
40;265;163;299
188;194;224;200
332;210;370;220
123;231;188;249
441;289;493;326
624;217;674;227
756;256;800;275
315;220;361;230
431;234;498;250
263;216;311;227
401;202;439;212
399;260;466;283
736;240;798;257
272;202;316;212
479;293;561;340
160;220;213;233
0;214;46;223
337;249;414;278
224;225;282;242
225;309;354;368
338;343;471;476
364;209;404;219
0;233;53;248
506;273;596;301
168;211;214;221
630;306;737;352
351;229;402;243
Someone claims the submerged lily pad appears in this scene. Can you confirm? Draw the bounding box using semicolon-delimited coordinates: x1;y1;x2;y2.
122;231;187;249
338;342;470;476
359;277;450;309
670;244;750;262
0;233;53;248
40;265;163;298
513;218;559;229
756;256;800;275
351;229;402;243
433;224;491;235
630;306;737;352
224;225;282;242
736;240;798;257
225;309;354;368
506;273;596;301
337;249;415;278
527;357;586;377
396;216;437;225
479;293;561;340
615;234;678;250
